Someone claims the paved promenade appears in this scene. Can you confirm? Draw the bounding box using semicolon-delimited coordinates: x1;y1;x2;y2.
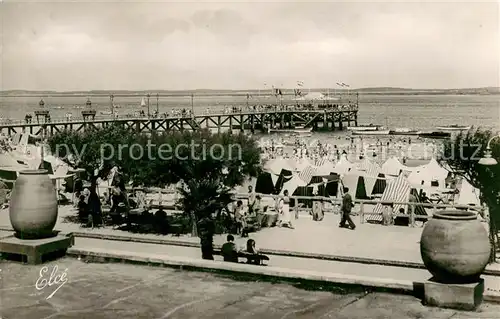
1;258;499;319
1;206;498;270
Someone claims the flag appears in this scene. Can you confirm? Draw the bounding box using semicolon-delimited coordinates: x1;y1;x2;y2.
336;82;342;86
274;88;282;96
297;81;304;87
342;83;350;88
294;89;302;96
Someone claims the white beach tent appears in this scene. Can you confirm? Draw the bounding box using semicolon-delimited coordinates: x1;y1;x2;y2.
381;157;407;177
456;179;481;207
264;157;294;175
315;159;335;175
340;168;367;199
333;155;353;175
407;158;449;189
280;173;308;195
292;157;311;172
0;152;26;168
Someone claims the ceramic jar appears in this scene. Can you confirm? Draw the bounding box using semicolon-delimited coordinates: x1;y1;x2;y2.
9;169;58;239
420;210;490;283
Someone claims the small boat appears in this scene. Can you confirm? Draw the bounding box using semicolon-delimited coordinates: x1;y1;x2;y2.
347;124;382;131
435;125;471;131
390;128;419;136
351;129;390;136
418;131;451;139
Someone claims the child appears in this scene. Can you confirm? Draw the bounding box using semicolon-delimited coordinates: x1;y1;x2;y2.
221;234;238;263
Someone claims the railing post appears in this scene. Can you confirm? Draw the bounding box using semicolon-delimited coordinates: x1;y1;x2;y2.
359;202;364;224
432;204;437;215
295;203;299;220
410;202;415;227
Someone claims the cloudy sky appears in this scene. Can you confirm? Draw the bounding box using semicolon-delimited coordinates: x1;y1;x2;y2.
1;0;499;90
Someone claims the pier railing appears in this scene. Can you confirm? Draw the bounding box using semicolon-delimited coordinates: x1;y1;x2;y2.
120;186;481;228
0;106;359;127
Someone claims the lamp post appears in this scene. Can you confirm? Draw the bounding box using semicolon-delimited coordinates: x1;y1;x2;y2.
478;134;500;166
156;93;159;115
146;93;150;118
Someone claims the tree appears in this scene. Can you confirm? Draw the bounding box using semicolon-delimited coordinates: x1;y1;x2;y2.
440;128;500;262
47;125;262;235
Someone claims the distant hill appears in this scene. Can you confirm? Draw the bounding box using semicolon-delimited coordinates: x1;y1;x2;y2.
1;87;499;97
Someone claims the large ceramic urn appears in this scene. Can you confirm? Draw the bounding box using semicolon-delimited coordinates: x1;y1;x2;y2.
9;169;58;239
420;210;490;284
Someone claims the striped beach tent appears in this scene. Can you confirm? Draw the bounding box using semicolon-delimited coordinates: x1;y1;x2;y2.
298;165;317;184
366;175;414;222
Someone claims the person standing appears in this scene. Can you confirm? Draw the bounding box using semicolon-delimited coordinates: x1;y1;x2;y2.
339;187;356;230
197;213;215;260
248;185;256;214
278;190;294;229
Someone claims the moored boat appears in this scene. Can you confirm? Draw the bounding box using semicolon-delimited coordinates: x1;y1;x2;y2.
351;129;390;136
418;131;451;139
390;128;419;136
435;125;471;131
347;124;382;131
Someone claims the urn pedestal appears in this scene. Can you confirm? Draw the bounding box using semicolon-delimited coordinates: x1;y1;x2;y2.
420;210;490;310
0;170;73;264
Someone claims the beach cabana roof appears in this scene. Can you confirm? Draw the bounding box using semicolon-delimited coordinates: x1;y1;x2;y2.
314;159;335;175
333;156;353;175
280;173;308;195
264;157;294;175
407;158;449;189
340;168;368;199
381;157;406;176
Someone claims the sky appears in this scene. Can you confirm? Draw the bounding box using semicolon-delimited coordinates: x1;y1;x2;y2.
1;0;499;90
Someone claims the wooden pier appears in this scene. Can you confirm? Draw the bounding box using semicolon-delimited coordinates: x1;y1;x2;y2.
0;108;358;137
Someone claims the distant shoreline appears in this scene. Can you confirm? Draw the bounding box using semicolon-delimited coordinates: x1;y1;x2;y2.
1;91;498;98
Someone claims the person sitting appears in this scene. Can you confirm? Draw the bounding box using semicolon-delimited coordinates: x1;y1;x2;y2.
221;235;238;263
245;239;260;265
